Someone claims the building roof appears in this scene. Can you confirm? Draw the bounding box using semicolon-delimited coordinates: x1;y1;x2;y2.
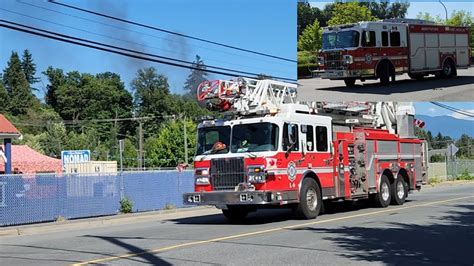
0;114;21;138
0;145;61;174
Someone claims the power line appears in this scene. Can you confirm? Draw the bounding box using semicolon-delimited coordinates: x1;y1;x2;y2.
0;20;296;82
0;7;291;76
0;19;288;79
47;0;296;63
430;102;474;118
13;1;295;68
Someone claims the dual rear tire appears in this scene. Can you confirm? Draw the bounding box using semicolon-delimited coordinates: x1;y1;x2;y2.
372;175;407;207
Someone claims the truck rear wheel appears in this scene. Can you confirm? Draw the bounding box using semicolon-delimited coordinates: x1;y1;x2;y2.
222;206;249;221
294;178;322;219
373;175;391;208
391;176;407;205
344;78;356;87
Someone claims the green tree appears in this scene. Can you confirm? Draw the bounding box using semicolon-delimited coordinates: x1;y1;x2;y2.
145;119;197;167
21;49;40;87
44;68;133;141
39;122;68;158
2;52;35;115
132;67;178;135
446;10;473;26
327;2;376;26
0;81;8;113
297;2;318;36
298;20;323;52
360;1;410;20
183;55;208;99
455;134;472;159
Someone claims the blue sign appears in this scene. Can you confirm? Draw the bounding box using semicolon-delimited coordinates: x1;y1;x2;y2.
61;150;91;167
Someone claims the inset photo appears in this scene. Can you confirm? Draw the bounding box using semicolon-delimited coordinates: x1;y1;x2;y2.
297;1;473;101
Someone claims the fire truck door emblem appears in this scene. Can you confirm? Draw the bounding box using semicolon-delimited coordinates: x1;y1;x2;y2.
365;53;373;64
287;161;297;182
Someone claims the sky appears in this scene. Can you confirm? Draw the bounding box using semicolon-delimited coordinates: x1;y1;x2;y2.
0;0;297;97
414;102;474;121
309;1;474;19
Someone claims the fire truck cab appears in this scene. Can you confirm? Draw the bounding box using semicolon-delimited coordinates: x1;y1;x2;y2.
319;19;471;87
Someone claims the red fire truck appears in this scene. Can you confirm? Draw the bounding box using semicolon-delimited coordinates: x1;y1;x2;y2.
183;78;428;220
318;19;471;87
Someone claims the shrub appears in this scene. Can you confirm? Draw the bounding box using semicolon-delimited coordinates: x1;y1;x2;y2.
457;169;474;180
163;203;175;210
298;63;319;78
120;197;133;213
427;177;442;185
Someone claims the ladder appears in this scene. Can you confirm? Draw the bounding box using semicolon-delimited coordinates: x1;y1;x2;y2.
197;78;297;114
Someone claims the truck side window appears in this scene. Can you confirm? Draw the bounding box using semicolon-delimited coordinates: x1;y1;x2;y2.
316;126;328;152
382;31;389;47
390;32;401;46
362;31;376;47
283;123;299;152
306;125;314;151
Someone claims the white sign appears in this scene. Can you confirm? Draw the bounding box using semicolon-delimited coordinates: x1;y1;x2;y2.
447;144;459;158
61;150;91;167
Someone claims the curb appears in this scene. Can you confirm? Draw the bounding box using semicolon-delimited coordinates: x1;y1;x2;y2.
0;206;219;238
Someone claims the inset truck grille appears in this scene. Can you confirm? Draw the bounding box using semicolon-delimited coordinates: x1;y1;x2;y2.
210;157;245;191
325;52;343;70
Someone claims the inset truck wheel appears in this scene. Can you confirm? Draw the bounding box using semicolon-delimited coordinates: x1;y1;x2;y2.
441;59;456;78
344;78;356;87
378;62;390;85
294;178;322;219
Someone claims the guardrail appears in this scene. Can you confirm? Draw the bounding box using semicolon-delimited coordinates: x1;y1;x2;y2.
0;171;194;226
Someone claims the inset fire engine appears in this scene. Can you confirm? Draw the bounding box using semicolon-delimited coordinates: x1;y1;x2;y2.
183;78;428;220
318;19;471;87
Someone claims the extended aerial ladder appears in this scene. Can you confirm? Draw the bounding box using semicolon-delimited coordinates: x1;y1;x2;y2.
197;77;420;137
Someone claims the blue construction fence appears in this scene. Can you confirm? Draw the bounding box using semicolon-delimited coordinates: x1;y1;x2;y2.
0;171;194;226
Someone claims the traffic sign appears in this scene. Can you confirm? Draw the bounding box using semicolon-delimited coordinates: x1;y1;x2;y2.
447;143;459;157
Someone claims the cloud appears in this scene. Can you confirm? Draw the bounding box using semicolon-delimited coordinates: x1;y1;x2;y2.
428;107;437;113
450;109;474;121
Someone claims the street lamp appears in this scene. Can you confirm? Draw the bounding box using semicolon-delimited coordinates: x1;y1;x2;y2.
439;0;448;21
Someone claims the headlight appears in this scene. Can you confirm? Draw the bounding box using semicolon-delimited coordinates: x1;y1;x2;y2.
343;55;353;65
247;165;266;183
318;56;325;66
195;168;210;185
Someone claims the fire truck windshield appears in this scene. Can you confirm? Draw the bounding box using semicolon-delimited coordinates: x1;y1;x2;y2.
196;126;231;155
231;123;279;153
323;30;360;49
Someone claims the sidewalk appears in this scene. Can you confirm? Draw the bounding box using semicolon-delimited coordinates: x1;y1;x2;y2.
0;206;220;238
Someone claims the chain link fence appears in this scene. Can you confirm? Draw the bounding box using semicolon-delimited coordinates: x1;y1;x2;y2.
446;159;474;180
0;170;194;226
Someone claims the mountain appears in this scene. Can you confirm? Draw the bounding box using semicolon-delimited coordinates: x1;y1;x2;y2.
416;115;473;139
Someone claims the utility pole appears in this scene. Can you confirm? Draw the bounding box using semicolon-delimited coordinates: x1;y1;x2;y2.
138;120;143;170
183;116;188;164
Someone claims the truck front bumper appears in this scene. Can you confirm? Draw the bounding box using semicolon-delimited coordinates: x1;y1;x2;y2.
183;190;298;206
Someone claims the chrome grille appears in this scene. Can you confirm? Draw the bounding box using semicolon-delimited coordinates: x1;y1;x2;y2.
210;157;245;191
325;52;343;70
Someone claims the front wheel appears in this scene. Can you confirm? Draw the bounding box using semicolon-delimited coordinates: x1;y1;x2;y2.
344;78;356;87
378;63;390;85
222;206;249;221
294;178;322;219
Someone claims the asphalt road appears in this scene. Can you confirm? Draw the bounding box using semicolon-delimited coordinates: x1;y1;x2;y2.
1;183;473;265
298;68;474;101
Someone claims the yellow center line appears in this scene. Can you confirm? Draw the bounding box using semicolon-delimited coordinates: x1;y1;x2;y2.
71;195;474;265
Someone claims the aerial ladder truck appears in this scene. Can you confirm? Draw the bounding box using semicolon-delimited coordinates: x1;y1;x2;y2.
184;78;428;221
